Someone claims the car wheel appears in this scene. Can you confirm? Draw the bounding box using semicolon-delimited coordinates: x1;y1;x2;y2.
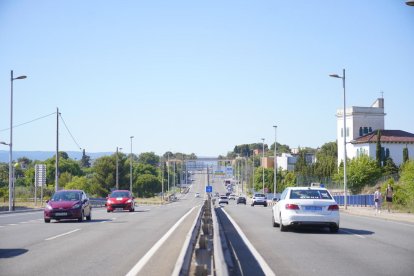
86;211;92;221
264;204;267;207
272;212;278;227
279;213;287;232
78;211;84;222
330;225;339;233
44;218;50;223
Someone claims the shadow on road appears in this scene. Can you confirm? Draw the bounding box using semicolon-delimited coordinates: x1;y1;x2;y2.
282;226;374;236
0;248;28;258
215;207;266;276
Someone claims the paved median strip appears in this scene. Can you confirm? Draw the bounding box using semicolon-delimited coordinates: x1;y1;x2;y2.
45;229;80;241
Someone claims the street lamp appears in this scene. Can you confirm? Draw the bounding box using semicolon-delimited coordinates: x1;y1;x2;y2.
9;70;27;211
406;1;414;6
273;125;277;197
130;136;134;192
261;138;265;194
116;147;123;189
330;69;348;209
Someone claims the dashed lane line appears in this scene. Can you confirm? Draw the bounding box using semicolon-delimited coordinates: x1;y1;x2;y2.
45;229;81;241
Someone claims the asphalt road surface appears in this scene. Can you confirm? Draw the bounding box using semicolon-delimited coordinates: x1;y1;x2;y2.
2;174;414;276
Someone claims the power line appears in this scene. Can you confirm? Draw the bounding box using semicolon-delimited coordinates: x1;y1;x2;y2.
0;112;56;132
59;113;82;151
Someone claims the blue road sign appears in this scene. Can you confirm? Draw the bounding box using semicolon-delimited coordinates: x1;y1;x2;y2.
206;185;213;193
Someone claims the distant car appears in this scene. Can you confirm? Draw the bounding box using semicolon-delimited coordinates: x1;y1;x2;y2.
272;187;340;233
229;194;236;200
106;190;135;212
195;192;200;198
218;196;229;205
251;193;267;207
44;190;92;223
237;196;246;204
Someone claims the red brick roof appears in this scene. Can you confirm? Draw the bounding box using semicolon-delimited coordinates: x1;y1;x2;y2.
352;130;414;144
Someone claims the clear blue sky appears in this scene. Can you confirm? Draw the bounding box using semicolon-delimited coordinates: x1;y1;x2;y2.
0;1;413;157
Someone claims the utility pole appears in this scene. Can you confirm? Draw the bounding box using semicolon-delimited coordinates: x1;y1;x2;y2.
55;108;59;192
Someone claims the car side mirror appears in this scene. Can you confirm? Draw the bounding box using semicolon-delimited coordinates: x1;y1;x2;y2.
46;200;49;203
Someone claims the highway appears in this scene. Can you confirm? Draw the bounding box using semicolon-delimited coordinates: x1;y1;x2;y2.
0;174;207;276
1;173;414;276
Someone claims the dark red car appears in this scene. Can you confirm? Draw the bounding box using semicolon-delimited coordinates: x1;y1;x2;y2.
106;190;135;212
44;190;92;223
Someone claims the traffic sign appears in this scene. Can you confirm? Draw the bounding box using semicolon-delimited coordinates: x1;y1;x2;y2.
206;185;212;193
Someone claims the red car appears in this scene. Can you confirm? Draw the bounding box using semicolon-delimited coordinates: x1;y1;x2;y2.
106;190;135;212
44;190;92;223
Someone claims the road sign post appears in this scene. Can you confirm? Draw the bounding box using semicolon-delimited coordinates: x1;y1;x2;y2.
206;185;212;193
35;164;46;206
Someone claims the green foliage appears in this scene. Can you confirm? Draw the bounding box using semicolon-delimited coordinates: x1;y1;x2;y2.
80;151;91;168
270;142;291;154
66;176;107;197
253;167;274;192
314;142;337;179
376;130;382;167
335;155;381;194
138;152;160;167
399;160;414;206
135;174;161;198
403;147;409;164
382;157;399;176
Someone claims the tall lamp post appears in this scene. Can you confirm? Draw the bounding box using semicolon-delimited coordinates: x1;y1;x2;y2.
116;147;123;189
9;70;27;211
273;125;277;197
130;136;134;192
261;138;265;194
330;69;348;209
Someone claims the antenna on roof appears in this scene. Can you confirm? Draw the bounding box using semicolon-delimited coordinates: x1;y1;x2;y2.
381;91;384;99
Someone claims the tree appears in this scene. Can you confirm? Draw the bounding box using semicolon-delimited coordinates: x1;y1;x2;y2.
314;141;337;179
135;174;161;198
376;130;382;167
335;155;381;194
270;142;291;154
398;160;414;206
383;157;399;177
403;147;409;164
80;149;91;168
138;152;160;167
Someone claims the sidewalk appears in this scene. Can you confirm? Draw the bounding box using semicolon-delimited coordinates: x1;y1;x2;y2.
340;206;414;224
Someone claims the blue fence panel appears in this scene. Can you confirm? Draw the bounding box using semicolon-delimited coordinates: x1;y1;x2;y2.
333;194;374;207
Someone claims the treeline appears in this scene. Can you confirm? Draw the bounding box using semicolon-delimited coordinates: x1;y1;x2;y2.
0;151;197;198
228;141;414;211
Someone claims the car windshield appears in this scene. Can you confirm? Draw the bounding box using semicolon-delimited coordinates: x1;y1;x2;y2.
289;189;332;200
255;194;265;197
52;191;81;201
110;191;130;198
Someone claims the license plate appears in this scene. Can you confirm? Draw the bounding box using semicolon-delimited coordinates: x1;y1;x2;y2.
305;206;322;211
55;212;67;216
115;208;124;211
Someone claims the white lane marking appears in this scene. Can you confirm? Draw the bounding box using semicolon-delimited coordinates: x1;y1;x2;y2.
0;211;42;218
340;229;365;239
7;224;18;226
45;229;80;241
19;221;29;224
221;208;276;276
0;226;4;228
172;206;203;276
125;206;197;276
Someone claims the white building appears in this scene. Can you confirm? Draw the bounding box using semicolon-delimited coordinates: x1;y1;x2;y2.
337;98;414;166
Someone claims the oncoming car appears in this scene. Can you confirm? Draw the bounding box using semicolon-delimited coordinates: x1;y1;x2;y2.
272;187;339;233
44;190;92;223
106;190;135;212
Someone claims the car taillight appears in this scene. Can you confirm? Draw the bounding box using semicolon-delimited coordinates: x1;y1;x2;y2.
328;204;339;211
285;204;299;210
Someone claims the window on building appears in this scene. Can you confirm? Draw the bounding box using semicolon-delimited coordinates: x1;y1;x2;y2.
364;127;368;134
369;127;372;132
359;127;363;136
341;128;343;138
346;127;349;137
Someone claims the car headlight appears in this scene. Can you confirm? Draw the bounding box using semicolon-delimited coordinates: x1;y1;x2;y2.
46;204;53;210
107;200;113;204
127;199;132;203
72;203;81;209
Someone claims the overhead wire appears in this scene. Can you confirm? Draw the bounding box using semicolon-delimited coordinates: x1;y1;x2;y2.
59;113;82;151
0;112;56;132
